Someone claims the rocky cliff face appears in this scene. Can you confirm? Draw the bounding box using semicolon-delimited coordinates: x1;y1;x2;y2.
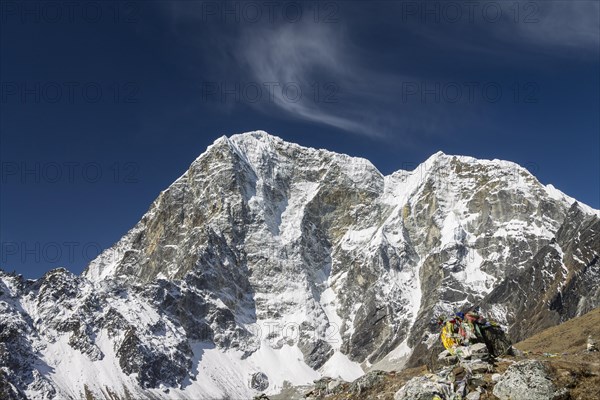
1;131;598;399
481;202;600;341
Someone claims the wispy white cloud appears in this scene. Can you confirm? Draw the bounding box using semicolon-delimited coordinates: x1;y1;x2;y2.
152;1;598;141
231;22;464;140
233;23;384;137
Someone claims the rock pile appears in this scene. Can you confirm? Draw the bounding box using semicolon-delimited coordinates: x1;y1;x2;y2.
304;370;393;399
347;370;388;395
395;342;493;399
304;377;346;399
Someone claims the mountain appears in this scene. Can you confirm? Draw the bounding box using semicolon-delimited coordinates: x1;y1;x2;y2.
1;131;599;399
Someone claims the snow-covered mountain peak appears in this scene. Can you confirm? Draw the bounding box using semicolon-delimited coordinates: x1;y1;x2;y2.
230;129;273;142
422;149;447;163
1;131;599;400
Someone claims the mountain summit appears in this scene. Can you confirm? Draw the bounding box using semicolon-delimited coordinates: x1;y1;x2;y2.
1;131;599;399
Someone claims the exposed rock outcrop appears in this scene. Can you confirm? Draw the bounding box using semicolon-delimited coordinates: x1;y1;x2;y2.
1;131;598;399
493;360;567;400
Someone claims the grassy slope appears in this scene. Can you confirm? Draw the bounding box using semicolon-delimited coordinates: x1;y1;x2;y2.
513;307;600;400
514;307;600;354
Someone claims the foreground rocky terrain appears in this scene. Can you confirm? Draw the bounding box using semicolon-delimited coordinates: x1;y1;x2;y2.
1;131;599;399
295;307;600;400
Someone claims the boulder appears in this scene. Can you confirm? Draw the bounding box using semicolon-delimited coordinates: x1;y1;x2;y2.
428;345;458;372
438;350;459;364
587;335;598;352
394;375;447;400
469;343;489;360
455;345;474;359
460;358;491;373
249;372;269;392
492;360;563;400
466;391;481;400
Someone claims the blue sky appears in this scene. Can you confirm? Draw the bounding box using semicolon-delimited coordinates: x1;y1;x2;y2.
1;1;599;278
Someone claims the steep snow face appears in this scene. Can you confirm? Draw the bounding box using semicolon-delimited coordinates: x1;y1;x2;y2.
2;131;599;399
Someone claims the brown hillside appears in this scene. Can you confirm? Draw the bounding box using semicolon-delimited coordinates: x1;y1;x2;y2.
515;307;600;355
513;307;600;400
